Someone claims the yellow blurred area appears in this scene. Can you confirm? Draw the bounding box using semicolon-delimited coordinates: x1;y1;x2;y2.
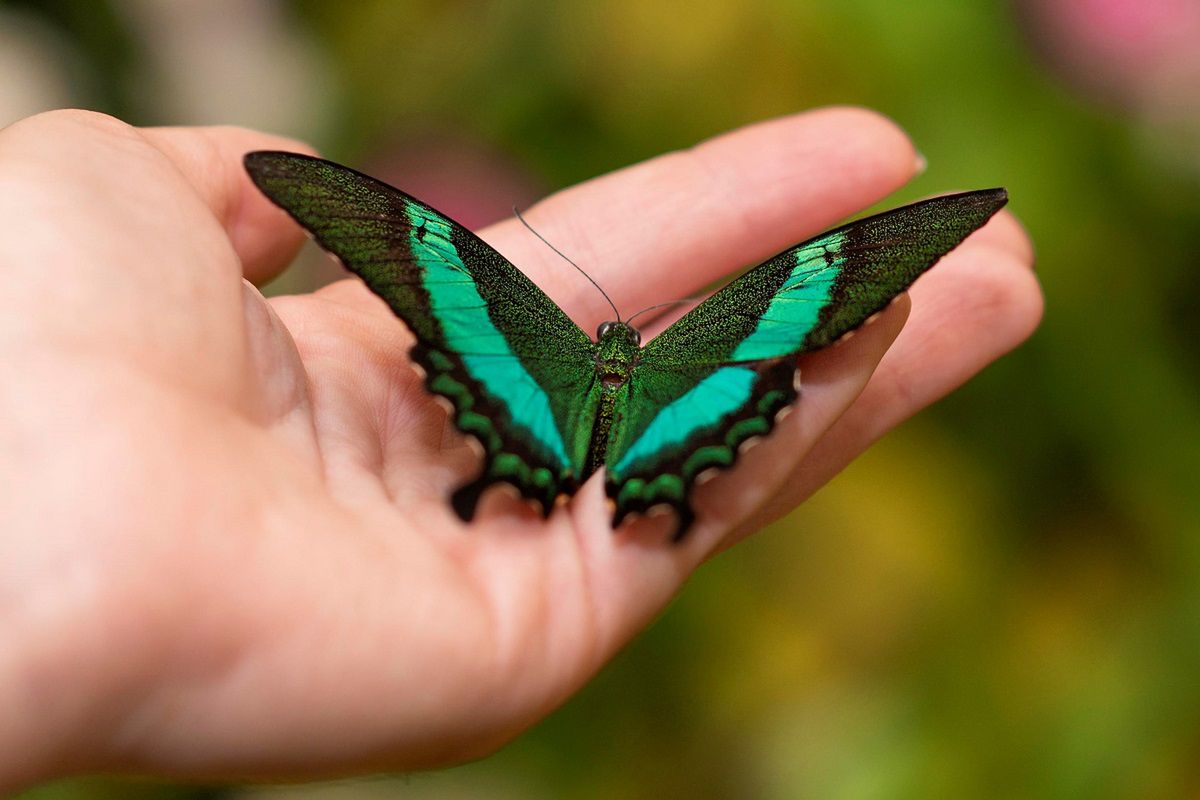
5;0;1200;797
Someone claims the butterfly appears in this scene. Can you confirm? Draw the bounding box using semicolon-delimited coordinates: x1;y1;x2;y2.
245;152;1006;540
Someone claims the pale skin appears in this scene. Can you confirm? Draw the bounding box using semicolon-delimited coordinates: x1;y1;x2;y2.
0;108;1040;790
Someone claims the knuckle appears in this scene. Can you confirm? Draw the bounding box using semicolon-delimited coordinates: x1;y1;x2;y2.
9;108;138;140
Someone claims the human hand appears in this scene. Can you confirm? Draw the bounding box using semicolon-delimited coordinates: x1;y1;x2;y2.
0;108;1039;790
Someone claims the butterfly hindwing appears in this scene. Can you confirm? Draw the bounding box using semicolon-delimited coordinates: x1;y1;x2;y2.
604;356;796;537
605;190;1009;537
245;152;599;516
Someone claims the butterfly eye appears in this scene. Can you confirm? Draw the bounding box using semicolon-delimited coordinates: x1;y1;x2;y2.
597;321;616;339
630;328;642;346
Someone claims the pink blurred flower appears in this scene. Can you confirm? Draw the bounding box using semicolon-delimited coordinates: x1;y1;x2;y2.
1017;0;1200;110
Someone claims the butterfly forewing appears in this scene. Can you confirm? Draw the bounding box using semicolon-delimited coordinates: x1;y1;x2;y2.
245;152;599;516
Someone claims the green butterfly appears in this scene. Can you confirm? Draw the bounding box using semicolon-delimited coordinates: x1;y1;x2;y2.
245;152;1005;540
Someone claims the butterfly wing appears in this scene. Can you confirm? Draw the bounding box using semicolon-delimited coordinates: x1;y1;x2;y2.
605;189;1009;537
245;152;599;517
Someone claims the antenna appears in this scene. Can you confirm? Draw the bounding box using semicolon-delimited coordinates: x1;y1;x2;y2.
625;297;701;328
513;206;621;322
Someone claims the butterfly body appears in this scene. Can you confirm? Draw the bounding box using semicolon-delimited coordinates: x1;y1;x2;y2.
586;321;640;469
245;152;1006;540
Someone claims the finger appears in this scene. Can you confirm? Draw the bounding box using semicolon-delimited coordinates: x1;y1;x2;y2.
480;107;922;328
733;211;1041;536
139;125;318;284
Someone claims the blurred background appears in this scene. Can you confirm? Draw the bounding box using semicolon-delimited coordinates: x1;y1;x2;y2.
4;0;1200;797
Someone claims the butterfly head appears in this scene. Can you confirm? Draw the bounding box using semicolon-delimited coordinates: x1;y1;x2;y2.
596;320;641;347
595;321;641;388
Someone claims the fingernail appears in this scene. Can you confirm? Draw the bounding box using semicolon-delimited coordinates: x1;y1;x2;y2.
913;152;928;175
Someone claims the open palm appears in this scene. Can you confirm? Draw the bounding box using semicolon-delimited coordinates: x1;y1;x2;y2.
0;108;1039;790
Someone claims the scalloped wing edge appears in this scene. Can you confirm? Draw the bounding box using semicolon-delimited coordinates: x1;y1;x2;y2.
409;343;578;520
604;358;796;541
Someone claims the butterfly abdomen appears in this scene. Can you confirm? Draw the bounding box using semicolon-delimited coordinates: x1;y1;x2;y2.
584;384;619;477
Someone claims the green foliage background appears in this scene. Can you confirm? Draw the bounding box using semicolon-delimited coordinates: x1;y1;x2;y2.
10;0;1200;797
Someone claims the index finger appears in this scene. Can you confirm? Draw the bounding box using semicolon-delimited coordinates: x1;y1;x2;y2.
481;107;922;328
